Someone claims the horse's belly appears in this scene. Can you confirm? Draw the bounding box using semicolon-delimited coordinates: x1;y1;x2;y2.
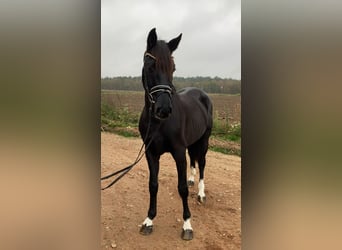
184;115;207;146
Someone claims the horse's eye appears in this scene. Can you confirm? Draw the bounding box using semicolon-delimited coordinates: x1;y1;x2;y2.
145;62;155;73
144;56;155;65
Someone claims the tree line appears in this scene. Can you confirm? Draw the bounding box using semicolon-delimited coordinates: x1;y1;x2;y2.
101;76;240;94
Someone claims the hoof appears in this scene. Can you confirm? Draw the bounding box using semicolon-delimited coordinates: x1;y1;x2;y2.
188;180;195;187
197;195;206;204
139;224;153;235
181;229;193;240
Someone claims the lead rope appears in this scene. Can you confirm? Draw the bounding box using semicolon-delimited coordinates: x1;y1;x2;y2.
101;106;158;190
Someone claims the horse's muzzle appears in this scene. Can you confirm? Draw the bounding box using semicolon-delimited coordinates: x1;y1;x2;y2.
155;106;172;120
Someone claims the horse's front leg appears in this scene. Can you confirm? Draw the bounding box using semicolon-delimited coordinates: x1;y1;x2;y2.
172;148;193;241
140;151;160;235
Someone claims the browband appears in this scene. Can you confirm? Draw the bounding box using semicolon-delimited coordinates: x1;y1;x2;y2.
144;52;156;60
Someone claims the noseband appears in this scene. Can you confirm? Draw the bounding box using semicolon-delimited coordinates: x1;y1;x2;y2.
147;85;172;104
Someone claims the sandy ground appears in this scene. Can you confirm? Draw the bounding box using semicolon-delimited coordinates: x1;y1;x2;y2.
101;132;241;250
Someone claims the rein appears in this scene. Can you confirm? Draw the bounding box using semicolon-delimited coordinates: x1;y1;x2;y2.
101;107;158;190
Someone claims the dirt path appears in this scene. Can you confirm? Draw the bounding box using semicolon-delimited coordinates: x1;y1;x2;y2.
101;132;241;250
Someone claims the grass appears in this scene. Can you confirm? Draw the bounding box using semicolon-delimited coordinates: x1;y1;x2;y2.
213;122;241;142
101;104;241;156
115;129;139;138
209;145;241;157
101;104;139;128
211;109;241;143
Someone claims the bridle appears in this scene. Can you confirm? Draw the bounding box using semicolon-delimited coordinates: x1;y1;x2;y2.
147;84;173;104
143;52;174;105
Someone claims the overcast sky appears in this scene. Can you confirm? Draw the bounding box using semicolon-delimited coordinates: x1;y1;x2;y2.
101;0;240;79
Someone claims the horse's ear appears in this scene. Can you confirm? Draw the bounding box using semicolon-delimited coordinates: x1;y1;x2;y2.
168;33;182;53
147;28;157;50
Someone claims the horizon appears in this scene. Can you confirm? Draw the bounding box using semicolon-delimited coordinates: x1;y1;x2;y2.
101;75;241;81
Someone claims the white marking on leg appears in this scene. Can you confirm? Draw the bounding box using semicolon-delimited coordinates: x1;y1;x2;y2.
198;179;205;198
182;218;193;231
191;167;196;176
188;167;196;183
142;217;153;226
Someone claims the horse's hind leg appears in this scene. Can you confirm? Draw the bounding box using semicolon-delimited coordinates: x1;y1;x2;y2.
197;156;207;203
187;151;197;187
197;131;210;204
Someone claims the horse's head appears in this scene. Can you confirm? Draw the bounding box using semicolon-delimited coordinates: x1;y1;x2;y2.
142;28;182;120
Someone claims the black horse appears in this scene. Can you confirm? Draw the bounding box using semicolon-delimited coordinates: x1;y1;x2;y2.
139;28;213;241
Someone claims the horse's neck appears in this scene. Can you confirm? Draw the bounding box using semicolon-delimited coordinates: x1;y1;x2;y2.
172;93;182;109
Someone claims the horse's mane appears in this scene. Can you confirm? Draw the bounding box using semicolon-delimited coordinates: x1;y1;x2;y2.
151;40;175;83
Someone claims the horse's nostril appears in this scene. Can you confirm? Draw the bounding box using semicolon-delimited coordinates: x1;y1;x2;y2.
162;108;172;116
160;111;167;118
155;107;172;119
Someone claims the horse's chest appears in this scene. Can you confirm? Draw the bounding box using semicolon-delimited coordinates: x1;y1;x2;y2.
150;134;173;154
